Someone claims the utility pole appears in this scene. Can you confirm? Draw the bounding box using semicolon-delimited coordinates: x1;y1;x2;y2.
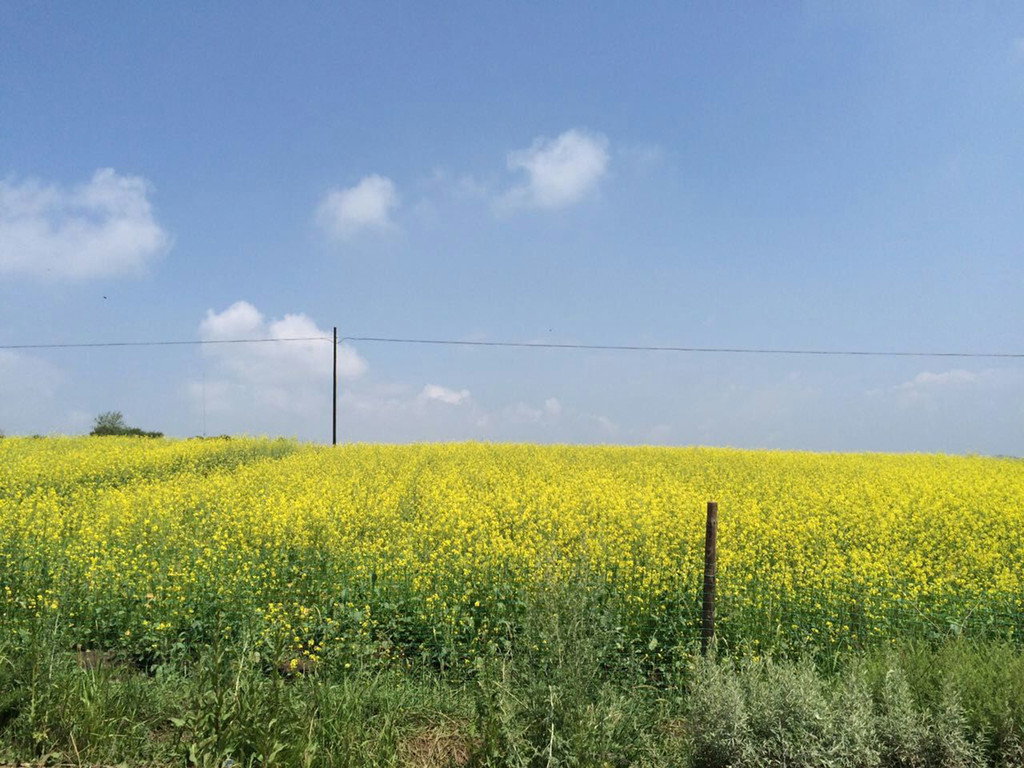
332;326;338;446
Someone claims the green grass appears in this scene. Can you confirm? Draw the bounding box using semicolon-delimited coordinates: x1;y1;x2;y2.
2;595;1024;767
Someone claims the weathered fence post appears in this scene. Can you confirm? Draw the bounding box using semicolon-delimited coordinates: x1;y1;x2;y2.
701;501;718;655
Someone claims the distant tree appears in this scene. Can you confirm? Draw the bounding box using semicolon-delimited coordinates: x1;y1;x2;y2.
90;411;163;438
91;411;127;435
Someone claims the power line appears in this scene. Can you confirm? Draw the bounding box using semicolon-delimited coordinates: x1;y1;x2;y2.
2;334;1023;359
0;337;332;351
340;336;1024;360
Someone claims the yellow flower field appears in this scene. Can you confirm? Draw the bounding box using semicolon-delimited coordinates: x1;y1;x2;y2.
1;437;1022;664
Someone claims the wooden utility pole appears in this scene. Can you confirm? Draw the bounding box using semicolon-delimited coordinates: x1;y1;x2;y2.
701;501;718;655
332;327;338;446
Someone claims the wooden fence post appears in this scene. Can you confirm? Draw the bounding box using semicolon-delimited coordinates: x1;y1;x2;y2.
701;501;718;655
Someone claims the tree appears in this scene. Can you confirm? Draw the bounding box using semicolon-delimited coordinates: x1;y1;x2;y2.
90;411;163;438
91;411;127;435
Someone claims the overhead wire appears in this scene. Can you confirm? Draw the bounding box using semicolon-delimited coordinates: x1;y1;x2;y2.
340;336;1024;360
1;334;1022;359
0;337;332;350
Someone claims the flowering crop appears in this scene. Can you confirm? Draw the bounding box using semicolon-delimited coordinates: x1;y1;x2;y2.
1;438;1022;666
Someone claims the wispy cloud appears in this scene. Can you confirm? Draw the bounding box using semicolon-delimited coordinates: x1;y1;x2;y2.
887;368;1023;412
500;129;610;210
895;369;981;392
505;397;564;423
0;169;170;279
0;350;64;433
419;384;471;406
618;143;666;173
316;175;398;239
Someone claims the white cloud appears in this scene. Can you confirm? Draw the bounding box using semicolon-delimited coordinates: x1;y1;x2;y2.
316;175;398;239
0;168;170;279
544;397;562;417
194;301;366;424
420;384;471;406
501;129;610;210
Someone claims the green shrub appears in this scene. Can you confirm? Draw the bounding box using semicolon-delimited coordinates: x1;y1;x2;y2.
682;656;752;768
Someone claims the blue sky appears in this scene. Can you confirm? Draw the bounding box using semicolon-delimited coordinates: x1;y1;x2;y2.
2;3;1023;452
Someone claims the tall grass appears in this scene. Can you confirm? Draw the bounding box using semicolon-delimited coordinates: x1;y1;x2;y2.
2;591;1023;766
